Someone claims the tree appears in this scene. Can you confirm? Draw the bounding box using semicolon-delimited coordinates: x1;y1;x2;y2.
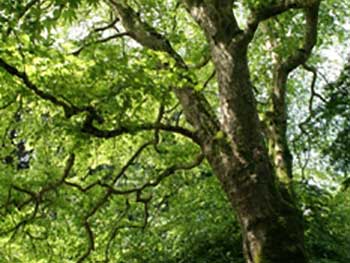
0;0;348;262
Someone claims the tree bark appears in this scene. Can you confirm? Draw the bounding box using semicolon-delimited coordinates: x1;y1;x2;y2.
200;51;307;262
181;1;314;262
193;39;307;263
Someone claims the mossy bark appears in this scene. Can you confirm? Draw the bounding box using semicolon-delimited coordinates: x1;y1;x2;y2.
181;2;310;261
197;45;308;262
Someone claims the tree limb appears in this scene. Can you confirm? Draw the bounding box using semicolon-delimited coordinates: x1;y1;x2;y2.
0;58;102;120
82;120;199;144
245;0;321;43
1;154;75;237
75;149;204;262
99;152;205;196
281;2;320;73
107;0;220;142
72;32;130;56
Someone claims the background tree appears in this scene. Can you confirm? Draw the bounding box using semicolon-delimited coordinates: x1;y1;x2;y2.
0;0;349;262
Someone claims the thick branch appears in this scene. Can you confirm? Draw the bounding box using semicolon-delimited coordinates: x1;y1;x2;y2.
0;58;72;113
265;1;320;186
107;0;220;143
281;2;320;73
245;0;319;41
109;0;183;64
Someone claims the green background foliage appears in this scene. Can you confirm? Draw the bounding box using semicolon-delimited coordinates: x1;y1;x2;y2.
0;0;349;262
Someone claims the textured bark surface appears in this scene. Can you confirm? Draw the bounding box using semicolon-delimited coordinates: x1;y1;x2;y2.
200;43;307;263
110;0;321;262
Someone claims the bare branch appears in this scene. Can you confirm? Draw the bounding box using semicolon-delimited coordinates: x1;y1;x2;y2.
82;120;199;144
75;141;154;263
100;152;205;196
111;141;153;184
0;58;104;121
38;154;75;199
153;104;165;153
72;32;129;56
108;0;186;67
63;180;100;193
77;220;95;263
302;64;326;112
77;194;110;263
267;1;321;156
293;63;327;142
203;70;216;90
104;200;130;262
93;16;120;33
1;154;75;237
136;190;151;230
64;141;153;195
0;58;70;112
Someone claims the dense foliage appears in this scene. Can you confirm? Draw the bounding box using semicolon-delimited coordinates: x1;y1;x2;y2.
0;0;349;262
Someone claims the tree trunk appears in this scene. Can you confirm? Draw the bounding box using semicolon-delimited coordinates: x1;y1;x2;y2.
207;147;306;263
197;44;307;263
178;2;319;261
178;30;307;262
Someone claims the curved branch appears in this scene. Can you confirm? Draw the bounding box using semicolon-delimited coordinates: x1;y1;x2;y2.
64;141;153;194
82;120;200;144
109;0;185;65
0;58;103;121
112;141;153;184
72;32;130;56
76;221;95;263
93;16;120;33
99;152;205;196
0;58;71;112
281;3;320;73
244;0;320;43
104;200;130;262
302;64;326;111
1;154;75;237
